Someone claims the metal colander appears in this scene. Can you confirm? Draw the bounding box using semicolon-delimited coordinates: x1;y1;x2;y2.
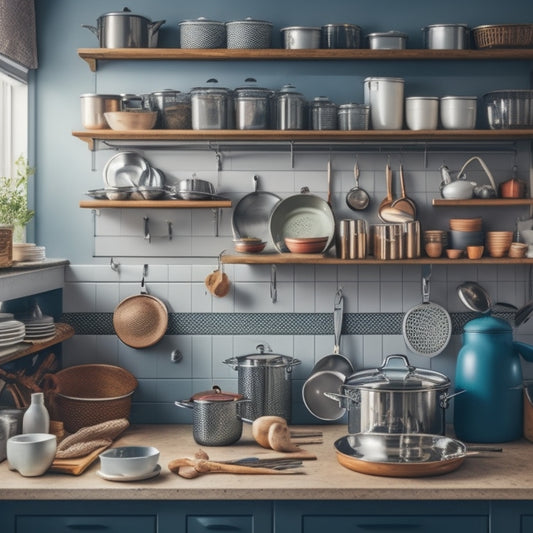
402;266;452;357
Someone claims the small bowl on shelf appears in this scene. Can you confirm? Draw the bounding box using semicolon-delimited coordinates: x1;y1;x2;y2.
104;110;157;131
446;248;463;259
508;242;528;258
233;238;266;254
466;245;484;260
284;236;329;254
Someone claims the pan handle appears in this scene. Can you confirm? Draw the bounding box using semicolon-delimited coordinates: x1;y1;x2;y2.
174;400;193;410
333;289;343;354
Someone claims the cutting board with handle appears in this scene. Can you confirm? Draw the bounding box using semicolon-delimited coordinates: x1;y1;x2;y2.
49;444;109;476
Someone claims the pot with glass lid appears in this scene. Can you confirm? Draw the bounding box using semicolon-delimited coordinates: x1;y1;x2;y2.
326;354;452;435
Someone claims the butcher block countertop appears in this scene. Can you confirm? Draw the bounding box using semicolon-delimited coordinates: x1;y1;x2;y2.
2;424;533;501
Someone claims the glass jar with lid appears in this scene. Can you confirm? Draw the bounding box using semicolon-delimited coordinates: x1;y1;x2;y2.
150;90;192;129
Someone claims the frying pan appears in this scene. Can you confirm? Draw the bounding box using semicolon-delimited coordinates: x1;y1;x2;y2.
113;278;168;349
402;265;451;357
334;433;502;478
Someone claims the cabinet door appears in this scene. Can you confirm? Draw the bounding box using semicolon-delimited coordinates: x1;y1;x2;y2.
16;515;156;533
187;515;253;533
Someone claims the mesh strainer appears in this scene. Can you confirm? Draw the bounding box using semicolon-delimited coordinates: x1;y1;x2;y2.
402;265;451;357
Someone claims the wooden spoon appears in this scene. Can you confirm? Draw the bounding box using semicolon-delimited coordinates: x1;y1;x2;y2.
169;456;301;475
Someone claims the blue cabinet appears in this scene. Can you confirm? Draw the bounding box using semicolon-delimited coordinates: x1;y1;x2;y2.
17;515;156;533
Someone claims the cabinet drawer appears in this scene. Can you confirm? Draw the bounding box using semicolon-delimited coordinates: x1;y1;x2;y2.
16;515;156;533
187;515;252;533
302;515;488;533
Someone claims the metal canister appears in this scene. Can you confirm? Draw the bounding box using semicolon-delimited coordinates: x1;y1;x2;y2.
226;18;273;49
275;84;307;130
222;344;301;422
190;79;233;130
80;93;121;129
338;103;369;130
150;90;192;129
364;77;405;130
234;79;274;130
310;97;338;130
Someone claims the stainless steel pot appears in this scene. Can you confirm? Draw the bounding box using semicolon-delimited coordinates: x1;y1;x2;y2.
80;94;122;129
175;386;248;446
234;79;274;130
422;24;470;49
275;84;307;130
364;77;404;130
190;79;233;130
82;7;165;48
281;26;321;49
327;354;452;435
222;344;301;422
226;18;273;49
367;31;407;50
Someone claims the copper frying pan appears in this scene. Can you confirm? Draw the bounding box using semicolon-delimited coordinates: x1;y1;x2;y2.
113;279;168;349
334;433;501;478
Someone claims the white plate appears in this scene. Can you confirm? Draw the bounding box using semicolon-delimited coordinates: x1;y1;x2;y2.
0;333;26;347
97;464;161;482
0;320;25;332
103;151;150;188
0;327;25;339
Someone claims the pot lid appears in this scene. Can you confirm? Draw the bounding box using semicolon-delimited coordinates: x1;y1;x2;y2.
227;17;272;26
367;31;408;38
322;23;361;30
440;95;477;101
234;78;274;98
226;344;301;368
191;79;232;95
310;96;336;107
463;315;512;334
344;354;450;391
179;17;224;26
339;103;369;110
190;386;243;402
98;8;150;21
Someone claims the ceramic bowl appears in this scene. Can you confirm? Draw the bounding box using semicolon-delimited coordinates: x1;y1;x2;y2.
284;236;329;254
99;446;160;477
233;238;266;254
104;111;157;131
446;248;463;259
466;245;484;259
7;433;57;477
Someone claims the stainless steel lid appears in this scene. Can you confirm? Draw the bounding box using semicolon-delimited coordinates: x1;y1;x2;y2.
281;26;321;32
344;354;450;391
367;31;408;38
179;17;225;27
227;17;272;26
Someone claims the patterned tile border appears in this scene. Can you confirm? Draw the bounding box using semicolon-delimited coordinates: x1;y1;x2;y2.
60;311;516;336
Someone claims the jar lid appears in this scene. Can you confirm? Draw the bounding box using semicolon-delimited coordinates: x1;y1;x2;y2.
179;17;224;26
344;354;450;391
281;26;321;32
406;96;439;101
277;84;304;96
424;23;469;29
364;77;405;83
190;385;243;402
234;78;274;98
227;17;272;26
440;95;477;101
80;93;121;98
367;31;408;38
191;78;232;95
151;89;182;96
321;23;361;30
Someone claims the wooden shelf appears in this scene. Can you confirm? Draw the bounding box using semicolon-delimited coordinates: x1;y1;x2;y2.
78;47;533;71
79;199;232;209
0;323;75;366
72;129;533;150
432;198;533;206
221;253;533;265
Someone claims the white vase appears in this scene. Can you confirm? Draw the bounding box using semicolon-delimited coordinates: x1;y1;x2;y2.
22;392;50;434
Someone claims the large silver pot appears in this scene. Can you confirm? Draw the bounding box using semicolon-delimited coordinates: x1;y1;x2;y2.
327;354;452;435
83;7;165;49
222;344;301;422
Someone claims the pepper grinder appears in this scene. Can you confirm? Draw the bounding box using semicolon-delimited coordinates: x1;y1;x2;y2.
22;392;50;433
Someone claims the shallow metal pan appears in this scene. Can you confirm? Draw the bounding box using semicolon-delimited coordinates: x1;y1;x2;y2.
334;433;501;477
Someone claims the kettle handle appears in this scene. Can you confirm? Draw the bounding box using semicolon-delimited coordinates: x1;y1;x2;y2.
515;341;533;363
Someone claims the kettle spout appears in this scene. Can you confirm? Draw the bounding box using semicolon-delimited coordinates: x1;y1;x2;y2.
515;341;533;363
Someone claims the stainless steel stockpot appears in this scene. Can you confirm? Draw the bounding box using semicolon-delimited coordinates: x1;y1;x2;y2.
82;8;165;48
223;344;301;422
175;386;248;446
422;24;470;49
80;94;122;129
281;26;321;49
367;31;407;50
327;354;452;435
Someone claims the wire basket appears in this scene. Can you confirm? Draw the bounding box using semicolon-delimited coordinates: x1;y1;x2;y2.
43;364;138;433
473;24;533;49
0;226;13;268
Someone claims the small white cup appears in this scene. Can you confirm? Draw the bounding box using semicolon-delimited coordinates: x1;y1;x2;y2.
7;433;57;477
405;97;439;130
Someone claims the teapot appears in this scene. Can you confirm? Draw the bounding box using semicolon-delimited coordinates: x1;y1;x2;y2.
440;156;497;200
454;316;533;443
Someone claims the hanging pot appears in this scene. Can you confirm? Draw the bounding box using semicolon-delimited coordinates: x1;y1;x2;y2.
112;279;168;349
175;386;249;446
82;7;165;49
326;354;453;435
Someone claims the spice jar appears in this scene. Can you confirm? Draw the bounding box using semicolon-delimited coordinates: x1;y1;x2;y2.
424;230;447;258
310;96;338;130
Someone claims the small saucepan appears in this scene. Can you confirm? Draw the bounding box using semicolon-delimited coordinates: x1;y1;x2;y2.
346;159;370;211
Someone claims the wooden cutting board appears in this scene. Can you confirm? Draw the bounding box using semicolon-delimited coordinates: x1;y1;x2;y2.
50;445;109;476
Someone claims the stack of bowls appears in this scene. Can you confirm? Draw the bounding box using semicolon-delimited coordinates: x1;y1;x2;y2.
486;231;513;257
448;217;484;250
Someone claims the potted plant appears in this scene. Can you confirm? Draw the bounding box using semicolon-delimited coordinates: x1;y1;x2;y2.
0;156;35;265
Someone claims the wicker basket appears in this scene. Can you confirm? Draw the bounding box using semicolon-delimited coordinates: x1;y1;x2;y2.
0;225;13;268
43;364;138;433
473;24;533;49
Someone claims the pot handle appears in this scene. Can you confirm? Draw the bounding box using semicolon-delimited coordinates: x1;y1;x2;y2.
149;20;166;33
439;389;465;409
323;391;352;409
222;357;239;370
457;156;497;191
174;400;194;410
81;24;99;38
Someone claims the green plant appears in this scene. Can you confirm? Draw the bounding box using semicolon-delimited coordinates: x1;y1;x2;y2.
0;155;35;227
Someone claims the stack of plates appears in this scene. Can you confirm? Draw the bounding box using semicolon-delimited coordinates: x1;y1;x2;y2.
0;320;26;348
18;313;55;341
13;243;46;262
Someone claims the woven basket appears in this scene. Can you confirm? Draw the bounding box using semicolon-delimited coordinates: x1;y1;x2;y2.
43;364;138;433
0;225;13;268
473;24;533;49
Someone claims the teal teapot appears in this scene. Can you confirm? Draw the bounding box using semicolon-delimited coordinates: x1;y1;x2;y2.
454;282;533;443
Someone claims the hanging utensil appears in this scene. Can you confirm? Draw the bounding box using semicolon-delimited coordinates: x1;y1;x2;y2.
345;159;370;211
327;156;332;207
457;281;518;315
377;162;394;222
205;253;230;298
391;164;417;218
402;265;452;357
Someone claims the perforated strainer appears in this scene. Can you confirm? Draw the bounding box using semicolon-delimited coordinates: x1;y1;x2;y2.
402;265;452;357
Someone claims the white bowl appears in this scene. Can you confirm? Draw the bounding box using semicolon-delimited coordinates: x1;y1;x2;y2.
7;433;57;477
99;446;160;477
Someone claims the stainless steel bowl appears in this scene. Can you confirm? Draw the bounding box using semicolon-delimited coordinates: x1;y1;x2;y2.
281;26;321;49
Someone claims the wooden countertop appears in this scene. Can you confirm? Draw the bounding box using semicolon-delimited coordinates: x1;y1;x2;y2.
2;424;533;501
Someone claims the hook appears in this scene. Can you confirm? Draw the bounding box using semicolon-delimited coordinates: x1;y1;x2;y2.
110;257;120;272
270;264;277;303
167;220;173;240
289;141;295;169
143;264;149;277
215;150;222;171
143;216;151;243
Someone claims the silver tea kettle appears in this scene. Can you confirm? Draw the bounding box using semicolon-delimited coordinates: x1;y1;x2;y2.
440;156;497;199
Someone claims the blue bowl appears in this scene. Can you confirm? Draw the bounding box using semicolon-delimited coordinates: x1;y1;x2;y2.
449;230;484;250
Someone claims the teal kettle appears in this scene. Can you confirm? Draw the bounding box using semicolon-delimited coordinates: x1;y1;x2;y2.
454;315;533;443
